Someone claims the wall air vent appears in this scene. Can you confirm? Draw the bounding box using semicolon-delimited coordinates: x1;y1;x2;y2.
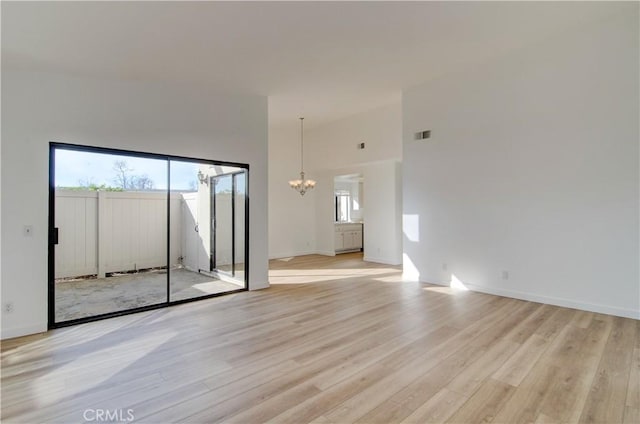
414;130;431;140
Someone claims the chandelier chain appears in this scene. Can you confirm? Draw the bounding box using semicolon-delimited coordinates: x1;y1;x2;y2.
300;117;304;173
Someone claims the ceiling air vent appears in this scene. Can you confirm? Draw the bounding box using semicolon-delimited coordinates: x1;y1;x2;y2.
414;130;431;140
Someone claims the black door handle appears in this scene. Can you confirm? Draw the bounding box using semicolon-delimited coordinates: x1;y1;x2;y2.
51;227;59;245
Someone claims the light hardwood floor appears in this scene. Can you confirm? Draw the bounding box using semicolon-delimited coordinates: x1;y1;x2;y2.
1;253;638;423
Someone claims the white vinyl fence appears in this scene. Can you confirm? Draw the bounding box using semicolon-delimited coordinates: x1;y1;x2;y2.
54;190;183;279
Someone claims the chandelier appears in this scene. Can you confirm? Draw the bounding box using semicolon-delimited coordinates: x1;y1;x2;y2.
289;117;316;196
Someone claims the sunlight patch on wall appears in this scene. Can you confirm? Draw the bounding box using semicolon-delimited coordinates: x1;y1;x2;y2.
402;253;420;282
402;214;420;242
450;273;469;291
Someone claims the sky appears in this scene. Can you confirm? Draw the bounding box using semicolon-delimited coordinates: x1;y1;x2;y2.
55;149;206;191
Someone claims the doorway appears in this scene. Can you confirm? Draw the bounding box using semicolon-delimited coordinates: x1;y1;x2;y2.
334;174;364;255
49;143;249;327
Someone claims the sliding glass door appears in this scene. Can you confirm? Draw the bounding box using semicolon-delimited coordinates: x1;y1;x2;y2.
49;143;248;327
168;162;247;303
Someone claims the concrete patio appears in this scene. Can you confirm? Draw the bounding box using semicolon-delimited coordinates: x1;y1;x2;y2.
55;268;244;322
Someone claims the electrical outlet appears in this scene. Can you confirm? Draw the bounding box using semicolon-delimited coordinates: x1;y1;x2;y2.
502;270;509;280
4;302;14;313
442;263;448;271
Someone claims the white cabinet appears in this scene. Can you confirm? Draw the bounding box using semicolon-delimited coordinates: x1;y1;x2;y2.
335;223;363;253
343;230;360;250
334;231;345;251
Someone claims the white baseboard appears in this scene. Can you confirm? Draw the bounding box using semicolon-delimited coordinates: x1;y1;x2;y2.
1;323;47;340
363;255;402;266
423;279;640;320
269;250;317;260
249;283;269;291
269;250;337;260
336;248;362;254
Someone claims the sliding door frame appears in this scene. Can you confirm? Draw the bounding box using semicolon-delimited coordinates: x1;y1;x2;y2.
209;170;247;277
48;142;250;329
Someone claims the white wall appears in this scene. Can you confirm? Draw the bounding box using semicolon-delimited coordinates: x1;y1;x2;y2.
269;102;403;263
403;10;639;318
309;103;403;264
1;70;269;339
306;102;402;169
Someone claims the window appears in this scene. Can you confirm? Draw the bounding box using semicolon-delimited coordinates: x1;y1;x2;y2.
335;190;351;222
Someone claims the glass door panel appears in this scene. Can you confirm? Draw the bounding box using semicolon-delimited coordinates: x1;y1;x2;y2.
212;174;233;275
169;160;215;301
53;147;167;324
169;162;246;301
234;171;247;281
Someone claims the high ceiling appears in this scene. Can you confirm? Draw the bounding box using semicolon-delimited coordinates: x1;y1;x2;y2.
2;1;628;129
